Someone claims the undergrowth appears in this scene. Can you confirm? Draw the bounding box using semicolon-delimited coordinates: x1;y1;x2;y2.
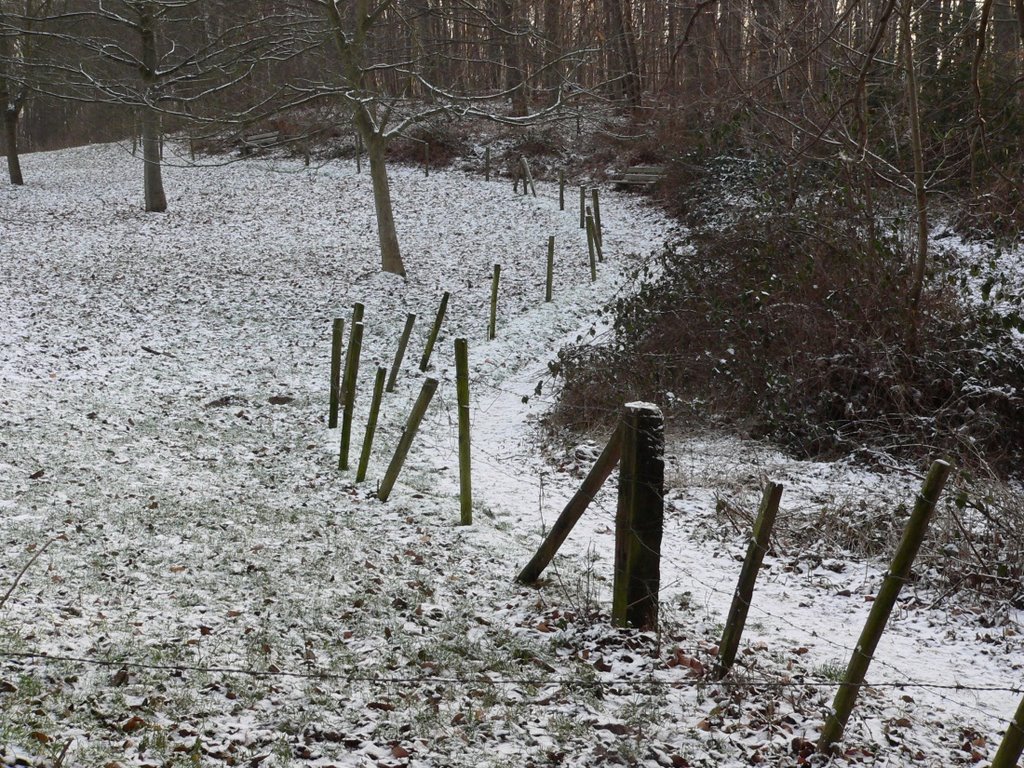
551;155;1024;479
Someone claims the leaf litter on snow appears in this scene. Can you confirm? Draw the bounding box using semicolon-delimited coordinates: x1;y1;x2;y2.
0;141;1021;767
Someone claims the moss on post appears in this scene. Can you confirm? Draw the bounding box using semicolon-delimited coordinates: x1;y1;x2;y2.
455;338;472;525
818;459;952;755
612;402;664;631
377;378;439;502
419;292;449;372
328;318;344;428
356;365;387;482
386;313;416;393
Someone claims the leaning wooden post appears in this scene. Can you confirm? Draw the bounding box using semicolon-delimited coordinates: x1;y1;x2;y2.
338;321;364;471
520;157;536;197
328;318;344;428
586;212;598;281
419;291;449;371
516;426;622;584
990;693;1024;768
817;459;952;756
484;146;491;181
579;185;586;229
454;338;473;525
591;187;603;246
612;403;665;631
586;206;604;263
545;236;555;303
377;378;439;502
356;365;387;483
714;482;784;680
488;265;501;340
386;313;416;393
558;171;565;211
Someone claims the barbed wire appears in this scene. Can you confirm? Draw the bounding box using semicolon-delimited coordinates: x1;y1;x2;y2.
1;649;1020;697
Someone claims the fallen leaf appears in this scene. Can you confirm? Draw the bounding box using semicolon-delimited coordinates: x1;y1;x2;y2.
122;715;147;733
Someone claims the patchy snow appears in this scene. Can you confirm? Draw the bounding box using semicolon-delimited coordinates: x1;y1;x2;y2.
0;141;1021;767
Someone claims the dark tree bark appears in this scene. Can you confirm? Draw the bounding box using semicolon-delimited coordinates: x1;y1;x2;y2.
139;3;166;212
603;0;641;107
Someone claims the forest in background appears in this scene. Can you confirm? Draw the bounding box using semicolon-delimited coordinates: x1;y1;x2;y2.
4;0;1024;475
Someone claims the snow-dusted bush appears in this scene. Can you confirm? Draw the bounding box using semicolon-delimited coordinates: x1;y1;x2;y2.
552;173;1024;479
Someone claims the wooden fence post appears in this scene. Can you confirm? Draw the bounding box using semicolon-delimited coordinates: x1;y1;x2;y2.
545;236;555;303
338;321;364;470
612;403;664;630
356;365;387;482
591;187;603;246
377;378;439;502
419;291;449;371
586;212;598;281
817;459;952;755
328;318;344;428
516;426;622;584
488;264;501;340
520;157;537;197
579;185;586;229
484;146;490;181
455;338;472;525
386;313;416;393
714;482;784;679
991;694;1024;768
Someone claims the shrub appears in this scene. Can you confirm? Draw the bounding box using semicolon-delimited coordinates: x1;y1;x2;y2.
550;167;1024;477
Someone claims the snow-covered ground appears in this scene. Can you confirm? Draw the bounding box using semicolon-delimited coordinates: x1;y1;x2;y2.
1;142;1021;767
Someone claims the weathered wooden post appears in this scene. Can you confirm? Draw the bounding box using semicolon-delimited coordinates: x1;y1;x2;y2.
579;186;586;229
377;378;439;502
419;292;449;371
586;212;598;281
454;338;472;525
991;694;1024;768
520;157;537;197
484;146;491;181
328;318;344;428
338;321;364;471
559;171;565;211
356;366;387;482
591;187;603;246
612;403;664;631
586;206;603;263
516;426;622;584
714;482;784;679
545;236;555;303
386;313;416;393
488;265;501;340
817;459;952;755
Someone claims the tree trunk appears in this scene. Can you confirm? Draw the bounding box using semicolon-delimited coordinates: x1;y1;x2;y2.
498;0;528;115
543;0;561;102
139;6;167;212
603;0;642;107
364;131;406;277
4;106;22;185
901;0;929;335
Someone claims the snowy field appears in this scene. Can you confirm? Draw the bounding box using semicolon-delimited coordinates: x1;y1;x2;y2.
1;142;1022;767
